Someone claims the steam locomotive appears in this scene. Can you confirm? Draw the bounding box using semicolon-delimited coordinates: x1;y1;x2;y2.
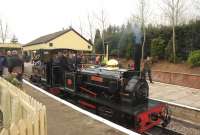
30;50;171;133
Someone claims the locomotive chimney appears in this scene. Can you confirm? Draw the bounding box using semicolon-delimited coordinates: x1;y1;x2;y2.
133;23;142;72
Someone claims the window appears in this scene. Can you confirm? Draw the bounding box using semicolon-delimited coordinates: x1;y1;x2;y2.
49;43;53;47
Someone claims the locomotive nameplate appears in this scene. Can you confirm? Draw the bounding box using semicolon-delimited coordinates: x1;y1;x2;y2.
91;76;103;82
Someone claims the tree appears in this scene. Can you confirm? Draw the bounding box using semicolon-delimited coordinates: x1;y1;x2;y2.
87;13;95;52
125;42;134;59
131;0;150;60
139;0;147;61
78;17;83;35
151;37;165;59
11;35;18;44
0;20;8;43
194;0;200;11
95;9;108;55
117;22;134;58
162;0;186;63
94;29;103;53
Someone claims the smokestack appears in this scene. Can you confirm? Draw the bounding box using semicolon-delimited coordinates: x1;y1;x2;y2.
132;23;142;72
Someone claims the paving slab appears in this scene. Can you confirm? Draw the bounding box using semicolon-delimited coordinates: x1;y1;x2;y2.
23;84;126;135
149;82;200;109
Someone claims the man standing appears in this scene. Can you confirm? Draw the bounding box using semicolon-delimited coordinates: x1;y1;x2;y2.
0;51;6;76
142;56;153;83
11;50;23;81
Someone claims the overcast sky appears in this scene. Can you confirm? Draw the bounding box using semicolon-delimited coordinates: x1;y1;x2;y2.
0;0;197;44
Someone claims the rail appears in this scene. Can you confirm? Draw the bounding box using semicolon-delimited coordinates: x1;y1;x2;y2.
0;77;47;135
143;126;183;135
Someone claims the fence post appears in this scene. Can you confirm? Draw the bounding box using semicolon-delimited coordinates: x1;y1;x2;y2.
1;88;11;128
9;123;19;135
0;128;8;135
18;120;26;135
12;97;22;123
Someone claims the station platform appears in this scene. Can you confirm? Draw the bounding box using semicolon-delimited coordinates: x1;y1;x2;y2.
149;82;200;109
22;81;138;135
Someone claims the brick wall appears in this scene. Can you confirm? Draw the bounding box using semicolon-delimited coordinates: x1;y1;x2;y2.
152;70;200;89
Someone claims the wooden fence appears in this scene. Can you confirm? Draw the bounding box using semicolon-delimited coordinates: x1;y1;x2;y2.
0;77;47;135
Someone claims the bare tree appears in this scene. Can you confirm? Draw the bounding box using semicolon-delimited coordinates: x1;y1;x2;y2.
87;13;95;52
0;20;8;43
95;8;108;55
194;0;200;11
78;17;83;35
132;0;150;61
162;0;186;63
139;0;147;61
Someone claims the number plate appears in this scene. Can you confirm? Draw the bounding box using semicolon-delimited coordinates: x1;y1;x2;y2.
91;76;103;82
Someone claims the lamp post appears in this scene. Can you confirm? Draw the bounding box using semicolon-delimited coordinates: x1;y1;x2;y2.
104;41;110;62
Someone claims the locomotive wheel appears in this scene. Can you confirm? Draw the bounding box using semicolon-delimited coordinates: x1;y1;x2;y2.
161;106;171;127
134;80;149;100
97;106;114;119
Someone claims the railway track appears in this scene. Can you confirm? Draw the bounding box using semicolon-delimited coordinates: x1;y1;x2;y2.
144;126;183;135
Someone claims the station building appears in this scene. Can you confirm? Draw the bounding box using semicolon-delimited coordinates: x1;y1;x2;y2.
0;43;22;54
23;28;93;55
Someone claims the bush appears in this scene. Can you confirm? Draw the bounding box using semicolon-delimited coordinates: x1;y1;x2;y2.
187;50;200;67
4;74;22;89
151;37;165;59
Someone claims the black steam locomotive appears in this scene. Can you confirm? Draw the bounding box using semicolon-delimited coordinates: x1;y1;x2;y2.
78;66;148;105
30;50;170;133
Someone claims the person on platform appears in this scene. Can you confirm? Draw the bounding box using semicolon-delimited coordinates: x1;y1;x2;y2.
95;55;100;65
6;51;13;73
128;63;135;70
0;51;6;76
76;53;82;68
142;56;153;83
67;52;75;71
10;50;24;81
53;51;65;85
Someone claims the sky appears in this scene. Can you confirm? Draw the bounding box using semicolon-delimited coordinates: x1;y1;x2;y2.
0;0;197;44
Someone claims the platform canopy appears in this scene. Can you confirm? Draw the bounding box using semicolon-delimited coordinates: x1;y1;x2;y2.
23;28;93;51
0;43;22;49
